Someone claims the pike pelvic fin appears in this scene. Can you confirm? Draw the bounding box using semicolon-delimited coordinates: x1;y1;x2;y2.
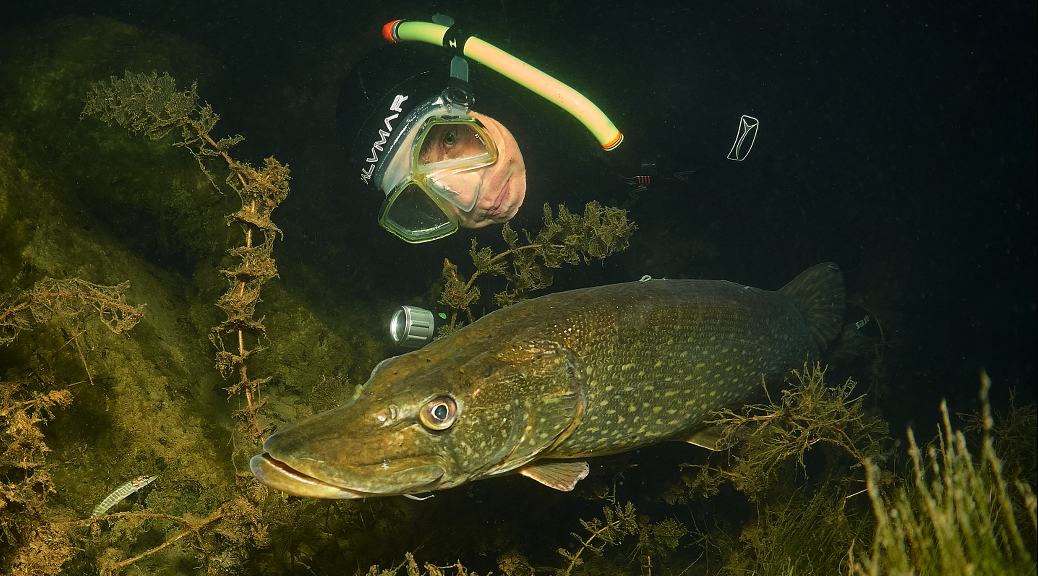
518;460;590;491
683;423;743;451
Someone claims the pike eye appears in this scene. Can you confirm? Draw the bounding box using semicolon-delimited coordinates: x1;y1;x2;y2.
419;396;458;431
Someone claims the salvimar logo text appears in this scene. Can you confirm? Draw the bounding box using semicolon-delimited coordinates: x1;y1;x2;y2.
360;94;408;184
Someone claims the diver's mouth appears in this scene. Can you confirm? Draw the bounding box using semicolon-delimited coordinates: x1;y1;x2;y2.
250;453;372;499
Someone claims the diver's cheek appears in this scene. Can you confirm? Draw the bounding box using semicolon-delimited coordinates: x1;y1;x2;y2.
505;169;526;217
475;171;522;221
455;152;526;228
486;171;524;221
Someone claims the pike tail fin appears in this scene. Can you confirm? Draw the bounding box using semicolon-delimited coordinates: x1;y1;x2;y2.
779;262;845;352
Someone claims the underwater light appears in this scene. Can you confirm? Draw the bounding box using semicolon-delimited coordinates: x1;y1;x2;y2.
389;305;436;348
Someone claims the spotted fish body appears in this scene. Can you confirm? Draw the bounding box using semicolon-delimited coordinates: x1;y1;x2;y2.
251;263;844;498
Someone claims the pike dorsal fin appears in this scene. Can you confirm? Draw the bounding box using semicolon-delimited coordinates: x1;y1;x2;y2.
519;460;590;491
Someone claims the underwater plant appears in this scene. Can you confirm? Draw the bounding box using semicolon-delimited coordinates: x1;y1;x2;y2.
0;278;144;574
557;501;640;575
365;552;485;576
850;373;1037;575
962;388;1038;490
671;367;1036;575
678;364;892;502
48;69;303;574
0;278;144;349
437;201;636;333
82;70;290;448
208;154;290;447
649;364;886;574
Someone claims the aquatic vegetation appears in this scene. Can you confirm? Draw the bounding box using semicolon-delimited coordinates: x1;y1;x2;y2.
0;278;144;574
3;22;382;575
0;375;74;573
550;499;693;576
0;278;144;348
366;552;484;576
678;364;891;502
437;201;635;333
208;154;291;447
661;364;884;574
558;501;639;575
82;70;245;192
962;388;1037;488
677;368;1036;575
83;70;290;448
696;479;874;576
850;373;1037;575
0;278;144;389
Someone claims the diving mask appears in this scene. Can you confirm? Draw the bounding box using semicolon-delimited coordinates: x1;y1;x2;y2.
376;93;499;243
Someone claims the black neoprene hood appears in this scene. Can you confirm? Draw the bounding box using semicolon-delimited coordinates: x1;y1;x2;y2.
337;44;454;190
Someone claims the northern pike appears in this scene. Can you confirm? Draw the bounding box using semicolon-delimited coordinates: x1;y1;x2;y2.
251;263;844;498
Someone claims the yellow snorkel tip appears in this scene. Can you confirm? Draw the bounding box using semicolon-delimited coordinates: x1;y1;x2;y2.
383;19;623;152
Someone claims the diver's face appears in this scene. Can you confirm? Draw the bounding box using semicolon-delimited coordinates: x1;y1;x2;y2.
444;111;526;228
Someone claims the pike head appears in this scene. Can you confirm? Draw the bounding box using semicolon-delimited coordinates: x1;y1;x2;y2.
250;338;585;498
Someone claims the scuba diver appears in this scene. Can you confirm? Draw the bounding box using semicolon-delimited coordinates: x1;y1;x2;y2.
337;17;623;244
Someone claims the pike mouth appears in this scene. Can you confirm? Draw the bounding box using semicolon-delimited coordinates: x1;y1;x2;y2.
250;453;369;499
250;453;446;499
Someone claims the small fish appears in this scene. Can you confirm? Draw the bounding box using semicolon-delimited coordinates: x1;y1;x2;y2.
251;263;844;498
91;475;158;517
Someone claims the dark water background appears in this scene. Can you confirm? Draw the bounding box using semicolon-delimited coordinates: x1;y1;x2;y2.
3;0;1035;571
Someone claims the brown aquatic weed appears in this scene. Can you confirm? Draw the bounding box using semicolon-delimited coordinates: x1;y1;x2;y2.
437;201;636;334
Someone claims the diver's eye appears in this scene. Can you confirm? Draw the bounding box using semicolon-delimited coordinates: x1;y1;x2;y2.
442;127;457;146
418;396;458;431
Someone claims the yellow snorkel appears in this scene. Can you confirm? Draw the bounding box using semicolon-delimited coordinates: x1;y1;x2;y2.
382;19;624;151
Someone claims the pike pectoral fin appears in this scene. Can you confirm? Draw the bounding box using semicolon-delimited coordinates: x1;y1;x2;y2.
518;460;590;491
683;424;742;451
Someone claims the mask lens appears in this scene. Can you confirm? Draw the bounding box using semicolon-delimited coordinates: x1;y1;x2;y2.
416;122;495;172
380;182;458;243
